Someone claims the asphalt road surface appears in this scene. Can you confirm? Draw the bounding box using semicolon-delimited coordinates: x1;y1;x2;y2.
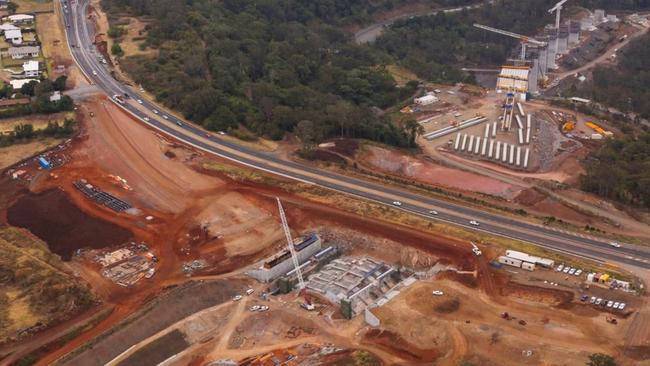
60;0;650;270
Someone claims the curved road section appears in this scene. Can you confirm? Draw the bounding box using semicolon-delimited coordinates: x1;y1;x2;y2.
61;0;650;270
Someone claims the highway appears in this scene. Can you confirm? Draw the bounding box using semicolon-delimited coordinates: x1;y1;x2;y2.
61;0;650;270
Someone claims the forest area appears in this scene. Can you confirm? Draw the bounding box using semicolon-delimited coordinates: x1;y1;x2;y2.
578;32;650;209
102;0;650;150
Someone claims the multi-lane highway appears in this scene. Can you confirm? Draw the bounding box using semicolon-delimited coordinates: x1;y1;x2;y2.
60;0;650;270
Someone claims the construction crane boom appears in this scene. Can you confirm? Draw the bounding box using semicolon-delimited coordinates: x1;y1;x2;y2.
473;23;546;61
548;0;569;14
277;197;305;290
473;24;546;46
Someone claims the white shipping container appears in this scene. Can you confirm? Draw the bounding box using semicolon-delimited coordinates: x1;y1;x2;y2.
495;141;501;160
484;124;490;138
502;143;508;163
461;134;468;151
488;140;494;158
474;137;481;154
454;133;461;150
468;135;474;152
516;146;521;166
481;137;488;156
526;127;531;144
591;133;603;140
526;114;531;129
518;129;524;145
492;122;497;137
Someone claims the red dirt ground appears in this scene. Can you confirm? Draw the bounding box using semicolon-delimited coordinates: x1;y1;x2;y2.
357;145;521;198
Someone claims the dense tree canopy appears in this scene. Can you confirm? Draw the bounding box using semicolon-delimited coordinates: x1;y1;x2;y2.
106;0;431;145
580;33;650;118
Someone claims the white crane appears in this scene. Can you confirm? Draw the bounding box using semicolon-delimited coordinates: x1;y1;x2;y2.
473;24;547;61
549;0;570;53
276;197;305;290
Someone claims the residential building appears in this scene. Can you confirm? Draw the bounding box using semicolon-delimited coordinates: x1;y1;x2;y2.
7;14;35;24
9;78;38;89
49;91;62;102
5;28;22;45
23;60;39;77
8;45;39;59
0;0;8;9
0;23;18;32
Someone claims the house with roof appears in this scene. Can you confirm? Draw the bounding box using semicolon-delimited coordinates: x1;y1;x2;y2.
7;14;35;24
0;0;8;9
5;28;22;45
9;78;38;90
7;45;39;59
0;23;18;32
22;60;39;77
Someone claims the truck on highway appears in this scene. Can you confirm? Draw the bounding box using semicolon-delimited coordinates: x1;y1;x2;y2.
112;94;125;104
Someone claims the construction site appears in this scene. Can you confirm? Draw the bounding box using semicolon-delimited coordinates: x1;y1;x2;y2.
402;2;633;176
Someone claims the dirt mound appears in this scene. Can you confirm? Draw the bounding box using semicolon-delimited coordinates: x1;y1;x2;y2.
434;298;460;314
514;189;546;206
502;282;574;307
313;149;346;165
6;189;132;260
326;138;359;157
437;270;478;288
363;329;438;362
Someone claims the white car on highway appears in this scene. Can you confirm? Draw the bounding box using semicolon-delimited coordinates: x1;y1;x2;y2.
137;99;143;104
92;70;97;75
609;242;621;248
162;115;169;120
432;290;444;296
143;117;150;122
232;295;242;302
469;220;480;226
152;109;159;114
428;210;438;215
392;201;402;207
618;303;626;310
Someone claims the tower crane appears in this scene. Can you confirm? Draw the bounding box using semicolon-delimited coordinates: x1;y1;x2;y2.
473;24;547;61
276;197;305;290
549;0;569;29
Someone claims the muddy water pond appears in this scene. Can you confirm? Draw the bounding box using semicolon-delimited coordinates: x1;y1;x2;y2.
7;188;132;260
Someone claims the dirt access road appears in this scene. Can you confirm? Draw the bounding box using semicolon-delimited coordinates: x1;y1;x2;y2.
354;1;491;44
548;21;650;87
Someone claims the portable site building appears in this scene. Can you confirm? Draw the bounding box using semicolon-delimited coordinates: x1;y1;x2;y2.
521;262;535;271
474;137;481;154
498;256;522;268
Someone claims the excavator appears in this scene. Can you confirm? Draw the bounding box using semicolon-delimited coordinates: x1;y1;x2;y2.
562;121;575;133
